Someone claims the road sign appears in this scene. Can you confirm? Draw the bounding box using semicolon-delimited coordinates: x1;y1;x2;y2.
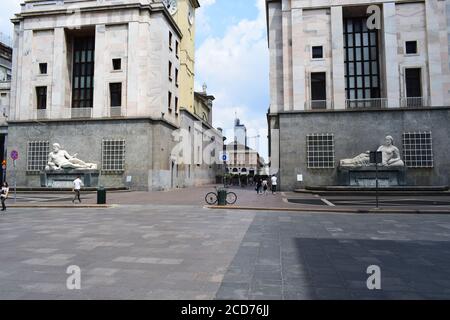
10;150;19;161
220;152;229;162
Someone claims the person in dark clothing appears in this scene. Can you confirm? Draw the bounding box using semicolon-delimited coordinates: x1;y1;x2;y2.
1;181;10;212
256;179;262;195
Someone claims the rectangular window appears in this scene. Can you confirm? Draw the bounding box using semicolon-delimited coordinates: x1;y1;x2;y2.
405;68;422;98
169;31;173;50
169;61;173;81
175;97;179;115
168;91;172;111
27;141;49;172
39;63;47;74
112;58;122;71
72;36;95;109
405;41;418;55
109;83;122;107
307;133;335;169
175;68;179;86
36;86;47;110
102;139;126;172
310;72;326;109
312;46;323;59
403;132;433;168
175;41;179;58
344;17;380;101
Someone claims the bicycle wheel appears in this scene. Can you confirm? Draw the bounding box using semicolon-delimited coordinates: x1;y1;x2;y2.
226;192;237;205
205;192;218;205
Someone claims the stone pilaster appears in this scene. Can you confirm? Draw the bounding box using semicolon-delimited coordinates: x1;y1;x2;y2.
425;0;444;106
291;8;305;110
383;2;400;108
331;6;346;110
93;24;106;118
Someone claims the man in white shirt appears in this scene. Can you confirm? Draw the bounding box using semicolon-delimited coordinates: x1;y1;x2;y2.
271;175;278;194
72;176;84;203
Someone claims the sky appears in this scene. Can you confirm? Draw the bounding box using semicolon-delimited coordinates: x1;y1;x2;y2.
0;0;270;160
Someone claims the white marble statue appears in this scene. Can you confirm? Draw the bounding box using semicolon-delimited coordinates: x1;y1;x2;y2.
340;151;371;167
377;136;404;167
45;143;97;171
340;135;404;168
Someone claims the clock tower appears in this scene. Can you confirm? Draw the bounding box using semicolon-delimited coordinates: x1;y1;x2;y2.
162;0;200;116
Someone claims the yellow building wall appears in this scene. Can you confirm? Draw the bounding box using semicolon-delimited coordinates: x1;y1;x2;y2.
172;0;198;115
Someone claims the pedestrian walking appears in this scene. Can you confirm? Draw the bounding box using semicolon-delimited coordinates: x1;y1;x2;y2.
72;176;83;203
256;179;262;195
1;181;9;212
262;179;268;195
271;175;278;194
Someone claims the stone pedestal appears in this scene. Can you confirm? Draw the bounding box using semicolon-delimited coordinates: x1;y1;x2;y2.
40;170;100;188
338;166;407;187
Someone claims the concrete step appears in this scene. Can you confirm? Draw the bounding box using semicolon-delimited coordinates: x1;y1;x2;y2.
295;186;450;196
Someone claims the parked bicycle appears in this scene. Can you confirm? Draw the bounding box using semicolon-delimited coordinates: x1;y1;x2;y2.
205;187;237;205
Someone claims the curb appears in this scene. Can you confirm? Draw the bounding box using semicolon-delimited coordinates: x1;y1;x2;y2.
206;205;450;215
9;204;114;209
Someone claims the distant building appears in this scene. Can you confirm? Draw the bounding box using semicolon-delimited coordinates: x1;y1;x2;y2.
225;142;265;178
234;118;247;146
0;36;12;165
194;84;214;125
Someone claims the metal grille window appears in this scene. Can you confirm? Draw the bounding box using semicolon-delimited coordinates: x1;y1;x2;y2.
102;140;125;172
307;134;335;169
344;17;381;101
402;132;433;168
27;141;49;172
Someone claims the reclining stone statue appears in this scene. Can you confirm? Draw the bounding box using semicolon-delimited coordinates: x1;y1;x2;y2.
340;135;405;168
45;143;97;171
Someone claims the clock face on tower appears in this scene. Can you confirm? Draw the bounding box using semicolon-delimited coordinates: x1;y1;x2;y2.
162;0;178;15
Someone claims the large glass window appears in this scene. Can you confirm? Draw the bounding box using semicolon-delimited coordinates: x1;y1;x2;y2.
344;17;380;101
72;37;95;109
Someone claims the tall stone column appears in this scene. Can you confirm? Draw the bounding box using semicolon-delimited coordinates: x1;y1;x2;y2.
425;0;444;106
93;24;106;118
382;2;400;108
291;8;305;111
127;22;139;116
52;28;66;118
19;29;33;120
331;6;346;110
282;0;293;111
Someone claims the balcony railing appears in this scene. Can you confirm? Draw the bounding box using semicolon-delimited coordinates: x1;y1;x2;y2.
110;107;123;117
305;100;333;110
400;97;430;108
346;98;388;109
71;108;93;119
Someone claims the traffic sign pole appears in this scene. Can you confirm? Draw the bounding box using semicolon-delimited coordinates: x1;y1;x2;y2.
13;159;16;203
10;150;19;203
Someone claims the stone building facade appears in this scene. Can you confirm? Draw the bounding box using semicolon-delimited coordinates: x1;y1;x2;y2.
7;0;222;190
0;38;12;165
266;0;450;190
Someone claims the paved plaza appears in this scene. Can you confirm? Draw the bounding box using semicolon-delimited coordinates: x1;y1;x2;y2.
1;196;450;299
